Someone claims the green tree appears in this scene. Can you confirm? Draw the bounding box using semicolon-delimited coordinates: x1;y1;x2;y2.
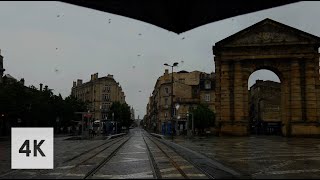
0;81;87;135
108;101;133;132
191;104;215;135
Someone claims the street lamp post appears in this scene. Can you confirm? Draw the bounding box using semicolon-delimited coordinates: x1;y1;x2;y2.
112;112;115;134
164;62;179;140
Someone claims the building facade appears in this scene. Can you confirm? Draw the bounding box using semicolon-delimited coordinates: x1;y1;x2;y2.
145;69;215;135
71;73;126;120
0;50;5;84
249;80;281;135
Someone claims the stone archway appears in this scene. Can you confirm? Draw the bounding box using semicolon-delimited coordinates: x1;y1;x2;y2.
213;18;320;136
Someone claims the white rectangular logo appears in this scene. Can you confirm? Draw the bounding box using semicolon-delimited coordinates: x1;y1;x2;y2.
11;128;54;169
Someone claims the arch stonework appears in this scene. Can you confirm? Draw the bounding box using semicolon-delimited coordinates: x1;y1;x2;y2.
213;19;320;136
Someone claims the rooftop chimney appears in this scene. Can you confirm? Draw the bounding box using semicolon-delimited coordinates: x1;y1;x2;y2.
77;79;83;86
165;69;169;75
20;78;25;85
73;81;76;87
40;83;43;91
91;74;94;81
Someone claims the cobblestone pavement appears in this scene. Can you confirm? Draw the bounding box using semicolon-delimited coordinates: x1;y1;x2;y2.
173;135;320;179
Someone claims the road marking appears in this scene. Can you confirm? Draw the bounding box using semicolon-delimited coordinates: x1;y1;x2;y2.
119;152;146;155
186;173;207;177
160;167;176;173
66;173;85;177
57;165;75;169
79;164;94;167
162;173;183;178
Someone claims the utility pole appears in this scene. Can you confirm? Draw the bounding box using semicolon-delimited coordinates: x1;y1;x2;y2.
164;62;178;141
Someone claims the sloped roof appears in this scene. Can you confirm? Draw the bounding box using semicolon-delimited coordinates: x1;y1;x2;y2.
214;18;320;48
4;74;17;80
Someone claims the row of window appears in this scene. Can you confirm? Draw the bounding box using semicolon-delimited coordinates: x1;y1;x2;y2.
163;94;211;105
103;85;111;92
163;81;211;95
103;94;111;101
101;102;111;110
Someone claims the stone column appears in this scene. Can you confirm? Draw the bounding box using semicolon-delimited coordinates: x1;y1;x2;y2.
234;61;244;121
243;71;250;122
215;57;221;125
220;61;231;122
290;59;302;122
281;73;290;136
305;60;318;122
315;57;320;122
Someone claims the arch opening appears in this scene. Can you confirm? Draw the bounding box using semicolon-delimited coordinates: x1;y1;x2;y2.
248;69;282;136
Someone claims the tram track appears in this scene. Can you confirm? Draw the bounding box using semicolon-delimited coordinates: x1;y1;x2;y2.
36;135;128;179
83;136;131;179
144;134;189;179
142;135;162;179
150;135;215;179
0;137;121;179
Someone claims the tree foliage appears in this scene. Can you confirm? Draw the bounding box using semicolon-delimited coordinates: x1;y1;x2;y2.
191;104;215;134
108;101;133;130
0;81;87;135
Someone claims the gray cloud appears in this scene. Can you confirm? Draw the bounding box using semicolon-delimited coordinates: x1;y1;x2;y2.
0;1;317;118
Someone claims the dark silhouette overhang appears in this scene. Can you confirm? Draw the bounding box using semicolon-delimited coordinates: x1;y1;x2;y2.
60;0;300;34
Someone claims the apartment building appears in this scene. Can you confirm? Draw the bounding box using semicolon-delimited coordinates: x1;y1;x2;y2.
71;73;126;120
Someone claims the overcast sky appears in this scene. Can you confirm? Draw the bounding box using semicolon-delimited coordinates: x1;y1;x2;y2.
0;1;319;119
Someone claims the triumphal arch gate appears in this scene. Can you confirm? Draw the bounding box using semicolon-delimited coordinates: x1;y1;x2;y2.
213;19;320;136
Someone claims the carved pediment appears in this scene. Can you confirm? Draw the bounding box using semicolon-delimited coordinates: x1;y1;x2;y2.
216;19;320;47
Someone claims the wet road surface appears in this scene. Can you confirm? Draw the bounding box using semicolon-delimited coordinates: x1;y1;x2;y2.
173;135;320;179
2;128;320;179
0;128;210;179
